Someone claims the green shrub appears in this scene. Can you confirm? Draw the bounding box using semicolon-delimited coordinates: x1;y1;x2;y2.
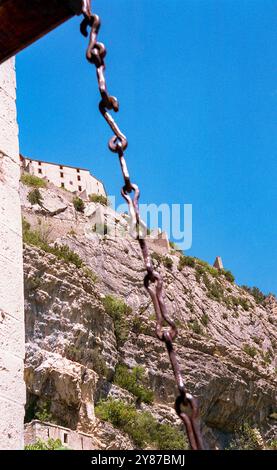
195;259;219;277
132;316;149;335
206;279;224;301
200;313;209;326
195;265;247;310
34;401;55;423
230;296;250;311
267;439;277;450
189;320;203;335
162;256;173;270
223;270;235;283
28;275;42;291
89;193;109;206
178;255;195;270
27;188;43;206
241;285;266;305
81;266;98;283
151;252;162;264
238;297;250;311
243;344;257;358
261;350;272;365
102;295;132;347
95;399;188;449
22;218;83;269
21;173;47;188
253;336;262;345
132;316;142;334
22;219;46;248
227;424;264;450
25;438;66;450
186;301;195;314
113;364;154;404
52;244;83;268
73;197;85;213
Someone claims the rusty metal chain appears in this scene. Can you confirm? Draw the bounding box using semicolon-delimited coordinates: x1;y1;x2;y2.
81;0;204;450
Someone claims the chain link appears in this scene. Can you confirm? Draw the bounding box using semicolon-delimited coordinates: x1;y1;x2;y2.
81;1;204;450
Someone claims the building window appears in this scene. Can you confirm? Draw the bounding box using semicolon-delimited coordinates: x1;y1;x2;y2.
63;433;68;444
38;168;42;174
60;165;63;170
38;161;41;166
78;186;82;192
60;172;64;178
77;175;81;181
77;168;80;173
61;183;65;188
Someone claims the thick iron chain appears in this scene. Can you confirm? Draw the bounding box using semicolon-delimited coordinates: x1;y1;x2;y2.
81;0;204;450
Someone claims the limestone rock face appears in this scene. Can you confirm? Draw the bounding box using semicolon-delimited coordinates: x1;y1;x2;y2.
22;187;277;449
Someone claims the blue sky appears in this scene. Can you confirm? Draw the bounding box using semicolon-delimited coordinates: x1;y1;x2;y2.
16;0;276;294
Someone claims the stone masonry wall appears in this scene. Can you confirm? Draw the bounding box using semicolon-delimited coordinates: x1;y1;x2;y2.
0;58;25;449
24;421;98;450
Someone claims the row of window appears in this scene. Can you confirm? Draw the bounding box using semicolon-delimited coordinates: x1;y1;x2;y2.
37;168;81;183
61;182;82;192
60;171;81;181
27;159;81;174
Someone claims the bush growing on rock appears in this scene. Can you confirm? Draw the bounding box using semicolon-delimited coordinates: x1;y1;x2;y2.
34;400;55;424
178;255;195;270
25;438;66;450
223;269;235;283
151;252;162;264
27;188;43;206
89;193;109;206
188;319;204;335
95;399;188;449
22;218;83;268
21;173;47;188
227;424;265;450
102;295;132;347
162;256;173;270
113;364;154;404
200;313;209;326
241;285;266;305
73;197;85;213
243;344;257;358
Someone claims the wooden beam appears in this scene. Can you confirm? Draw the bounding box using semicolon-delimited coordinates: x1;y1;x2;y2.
0;0;83;64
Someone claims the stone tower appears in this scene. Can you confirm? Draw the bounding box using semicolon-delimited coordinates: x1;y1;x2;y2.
0;58;25;449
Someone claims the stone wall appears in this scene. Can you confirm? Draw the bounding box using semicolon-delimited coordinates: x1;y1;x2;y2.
24;421;98;450
0;58;25;449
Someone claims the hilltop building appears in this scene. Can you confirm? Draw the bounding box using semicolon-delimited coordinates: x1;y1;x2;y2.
20;155;106;198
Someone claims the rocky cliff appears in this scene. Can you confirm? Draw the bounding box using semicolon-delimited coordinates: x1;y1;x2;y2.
21;180;277;449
